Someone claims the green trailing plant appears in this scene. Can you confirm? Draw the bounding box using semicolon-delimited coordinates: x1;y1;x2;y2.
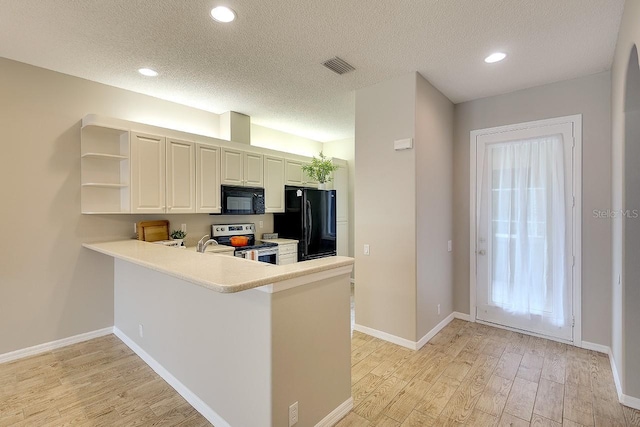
170;229;187;240
302;151;339;184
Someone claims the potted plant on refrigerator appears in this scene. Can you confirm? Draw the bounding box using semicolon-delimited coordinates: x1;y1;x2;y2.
302;151;338;189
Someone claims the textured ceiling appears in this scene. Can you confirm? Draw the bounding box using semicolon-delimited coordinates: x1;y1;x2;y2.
0;0;624;141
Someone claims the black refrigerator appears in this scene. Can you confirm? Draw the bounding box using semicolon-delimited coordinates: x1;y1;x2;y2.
274;187;337;261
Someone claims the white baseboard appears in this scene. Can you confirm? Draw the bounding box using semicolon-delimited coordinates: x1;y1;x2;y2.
416;313;457;349
578;342;640;411
314;397;353;427
0;327;113;364
353;324;418;350
453;312;471;321
581;341;609;354
355;311;468;351
114;327;231;427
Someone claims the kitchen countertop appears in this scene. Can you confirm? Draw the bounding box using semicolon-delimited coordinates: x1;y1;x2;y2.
83;240;353;293
184;245;235;254
259;238;299;245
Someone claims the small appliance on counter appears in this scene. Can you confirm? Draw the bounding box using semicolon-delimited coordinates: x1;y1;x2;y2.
211;223;278;264
273;187;337;261
219;185;265;215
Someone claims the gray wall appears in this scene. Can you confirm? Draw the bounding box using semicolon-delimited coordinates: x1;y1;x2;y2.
354;72;417;341
0;57;274;355
354;72;454;343
611;0;640;400
416;74;455;338
452;72;612;347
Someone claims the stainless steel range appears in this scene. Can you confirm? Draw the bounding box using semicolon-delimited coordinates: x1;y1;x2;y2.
211;223;278;264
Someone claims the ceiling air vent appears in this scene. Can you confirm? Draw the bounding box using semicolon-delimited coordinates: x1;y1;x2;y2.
322;57;355;75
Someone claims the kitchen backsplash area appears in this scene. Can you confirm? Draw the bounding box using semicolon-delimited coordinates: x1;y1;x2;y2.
129;213;275;247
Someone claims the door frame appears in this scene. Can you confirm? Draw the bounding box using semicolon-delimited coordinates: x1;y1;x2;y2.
469;114;583;345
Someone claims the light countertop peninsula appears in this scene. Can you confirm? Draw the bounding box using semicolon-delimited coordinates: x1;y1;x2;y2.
83;240;353;293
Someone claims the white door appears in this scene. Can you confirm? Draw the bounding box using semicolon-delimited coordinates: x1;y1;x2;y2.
473;117;580;341
166;138;195;214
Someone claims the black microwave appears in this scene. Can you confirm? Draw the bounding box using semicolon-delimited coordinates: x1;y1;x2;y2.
220;185;265;215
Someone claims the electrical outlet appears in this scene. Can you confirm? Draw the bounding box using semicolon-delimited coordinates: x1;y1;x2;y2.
138;324;144;338
288;401;298;426
134;222;137;234
437;304;441;315
447;240;452;252
364;244;370;256
181;223;187;233
259;220;264;229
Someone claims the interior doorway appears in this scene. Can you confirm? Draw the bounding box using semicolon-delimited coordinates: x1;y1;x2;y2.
470;116;582;343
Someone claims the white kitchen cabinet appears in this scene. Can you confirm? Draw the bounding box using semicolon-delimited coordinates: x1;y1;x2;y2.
277;243;298;265
264;155;285;213
221;147;263;187
80;117;130;214
244;152;264;187
131;132;166;214
285;159;318;188
166;138;195;214
196;144;221;213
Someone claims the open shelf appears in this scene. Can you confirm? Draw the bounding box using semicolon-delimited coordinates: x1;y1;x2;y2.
81;115;131;213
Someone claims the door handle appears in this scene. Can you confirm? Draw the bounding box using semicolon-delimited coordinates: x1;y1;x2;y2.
478;250;486;256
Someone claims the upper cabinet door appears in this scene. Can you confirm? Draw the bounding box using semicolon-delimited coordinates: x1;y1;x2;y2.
264;156;285;213
221;147;244;186
196;144;221;213
166;138;195;214
131;132;166;213
244;152;264;187
285;159;304;186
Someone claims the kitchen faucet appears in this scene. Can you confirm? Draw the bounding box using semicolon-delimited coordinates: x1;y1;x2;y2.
197;234;218;253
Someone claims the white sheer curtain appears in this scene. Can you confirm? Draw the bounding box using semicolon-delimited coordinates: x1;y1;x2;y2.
482;135;567;325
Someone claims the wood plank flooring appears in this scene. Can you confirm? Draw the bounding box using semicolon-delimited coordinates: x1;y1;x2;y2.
339;320;640;427
0;334;210;426
1;320;638;426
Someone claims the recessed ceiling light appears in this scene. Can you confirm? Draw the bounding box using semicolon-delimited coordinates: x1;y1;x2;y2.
484;52;507;63
138;68;158;77
211;6;236;23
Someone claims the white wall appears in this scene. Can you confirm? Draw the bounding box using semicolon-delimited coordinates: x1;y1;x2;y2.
251;123;323;157
611;0;640;401
452;72;612;347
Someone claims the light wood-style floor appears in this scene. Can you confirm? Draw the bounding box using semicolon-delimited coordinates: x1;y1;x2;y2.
339;319;640;427
1;321;639;427
0;334;210;426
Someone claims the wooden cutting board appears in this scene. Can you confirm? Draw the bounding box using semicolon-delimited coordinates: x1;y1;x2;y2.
137;220;170;242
